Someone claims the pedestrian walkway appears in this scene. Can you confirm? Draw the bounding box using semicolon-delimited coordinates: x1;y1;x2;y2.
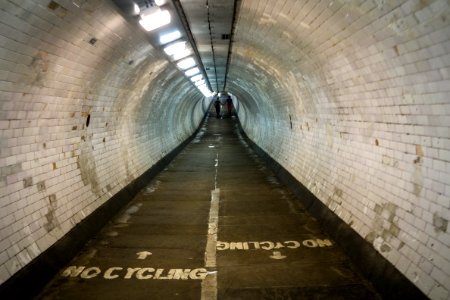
36;111;380;299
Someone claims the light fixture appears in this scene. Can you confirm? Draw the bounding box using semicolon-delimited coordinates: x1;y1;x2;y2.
190;74;203;82
185;67;200;77
197;83;207;89
139;9;171;32
194;79;205;86
173;49;191;61
177;57;196;70
159;30;181;44
196;78;212;97
133;3;140;15
155;0;166;5
163;41;186;56
198;86;213;97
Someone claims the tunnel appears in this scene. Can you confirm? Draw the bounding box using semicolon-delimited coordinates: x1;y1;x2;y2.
0;0;449;299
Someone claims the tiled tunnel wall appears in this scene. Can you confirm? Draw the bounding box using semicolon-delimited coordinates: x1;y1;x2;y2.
229;0;450;298
0;0;449;299
0;0;207;286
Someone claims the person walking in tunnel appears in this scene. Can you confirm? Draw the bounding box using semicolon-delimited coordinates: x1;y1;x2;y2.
214;97;221;118
226;96;233;116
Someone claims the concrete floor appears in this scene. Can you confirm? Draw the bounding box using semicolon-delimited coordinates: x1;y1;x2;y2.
36;112;381;299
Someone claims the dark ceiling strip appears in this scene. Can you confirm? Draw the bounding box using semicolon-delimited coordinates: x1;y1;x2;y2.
172;0;213;92
206;0;219;92
223;0;240;92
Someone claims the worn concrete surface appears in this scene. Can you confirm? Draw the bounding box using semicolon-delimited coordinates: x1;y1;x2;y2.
36;111;380;300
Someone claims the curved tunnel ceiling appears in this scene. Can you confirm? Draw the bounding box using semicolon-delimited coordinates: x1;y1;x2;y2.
0;0;449;298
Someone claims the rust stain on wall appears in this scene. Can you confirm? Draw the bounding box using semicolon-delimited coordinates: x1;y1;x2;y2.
366;202;399;253
29;51;49;85
78;129;101;195
23;176;33;188
37;181;46;192
78;149;101;195
44;194;59;232
433;213;448;233
382;154;398;167
415;144;424;157
412;146;424;196
326;123;334;147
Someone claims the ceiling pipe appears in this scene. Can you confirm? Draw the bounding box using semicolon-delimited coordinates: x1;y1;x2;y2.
206;0;219;92
172;0;214;93
222;0;241;92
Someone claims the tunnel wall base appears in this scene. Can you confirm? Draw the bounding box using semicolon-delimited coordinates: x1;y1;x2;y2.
0;114;209;300
239;125;428;300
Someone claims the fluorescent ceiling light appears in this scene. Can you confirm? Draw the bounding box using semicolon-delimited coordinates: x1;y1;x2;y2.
139;9;170;32
199;85;209;91
177;57;196;70
159;30;181;44
133;3;140;15
163;41;186;56
194;79;205;86
190;74;203;82
185;67;200;77
173;49;191;60
198;87;213;97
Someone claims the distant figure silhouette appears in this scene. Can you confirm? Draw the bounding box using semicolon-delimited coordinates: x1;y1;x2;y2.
214;98;221;118
226;96;233;116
